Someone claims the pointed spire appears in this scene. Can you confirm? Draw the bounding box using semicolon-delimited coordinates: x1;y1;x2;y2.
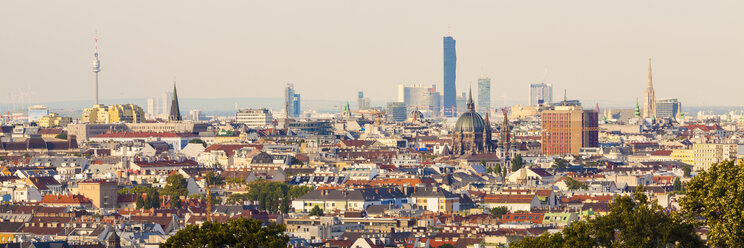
169;80;182;121
647;57;653;88
466;87;475;111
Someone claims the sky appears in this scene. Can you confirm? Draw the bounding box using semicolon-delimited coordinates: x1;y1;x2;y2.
1;0;743;109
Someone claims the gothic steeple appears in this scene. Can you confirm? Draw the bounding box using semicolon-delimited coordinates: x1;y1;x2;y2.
169;82;182;121
466;87;475;111
643;58;656;119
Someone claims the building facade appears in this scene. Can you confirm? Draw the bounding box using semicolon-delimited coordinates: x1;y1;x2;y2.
451;90;494;155
541;106;599;155
78;181;118;209
38;113;72;128
236;108;274;128
656;98;681;120
285;83;301;118
386;102;407;122
82;104;145;124
27;105;49;122
443;36;457;117
477;75;491;115
529;83;552;106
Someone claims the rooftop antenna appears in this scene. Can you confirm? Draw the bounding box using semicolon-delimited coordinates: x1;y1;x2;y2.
563;88;567;102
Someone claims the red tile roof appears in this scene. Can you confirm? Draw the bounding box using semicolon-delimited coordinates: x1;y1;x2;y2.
41;194;91;204
92;131;198;138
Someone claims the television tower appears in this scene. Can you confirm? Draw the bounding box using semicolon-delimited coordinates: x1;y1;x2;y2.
91;32;101;105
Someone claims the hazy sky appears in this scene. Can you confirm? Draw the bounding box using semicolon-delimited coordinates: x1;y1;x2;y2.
1;0;743;108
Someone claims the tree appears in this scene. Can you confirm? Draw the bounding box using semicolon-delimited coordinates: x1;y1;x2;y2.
288;156;304;166
494;164;502;175
489;206;508;218
565;177;588;190
681;159;744;247
511;187;703;248
552;158;570;169
162;174;189;198
486;166;493;174
188;138;208;148
673;177;682;193
136;195;145;209
225;177;246;185
309;205;324;216
437;244;455;248
204;172;224;186
160;218;288;248
511;154;524;172
54;133;67;140
683;164;691;178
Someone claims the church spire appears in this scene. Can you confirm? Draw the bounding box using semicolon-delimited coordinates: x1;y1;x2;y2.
169;81;182;121
466;87;475;111
643;57;656;119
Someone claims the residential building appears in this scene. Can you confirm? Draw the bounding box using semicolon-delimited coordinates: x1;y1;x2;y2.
37;113;72;128
78;180;118;209
82;104;145;124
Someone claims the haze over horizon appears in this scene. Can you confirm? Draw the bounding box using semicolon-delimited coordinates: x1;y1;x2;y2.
1;0;743;109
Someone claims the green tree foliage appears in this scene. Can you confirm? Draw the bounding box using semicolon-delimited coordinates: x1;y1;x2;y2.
673;177;682;193
188;138;208;148
288;156;304;166
204;172;224;186
681;159;744;247
489;206;508;218
511;154;524;172
309;205;324;216
565;177;588;190
437;244;455;248
683;164;691;178
511;187;703;248
226;182;313;213
162;174;188;209
54;133;67;140
552;158;570;169
160;218;288;248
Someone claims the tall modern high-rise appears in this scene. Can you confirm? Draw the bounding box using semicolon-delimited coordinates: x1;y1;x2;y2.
643;58;656;119
357;91;370;110
477;75;491;114
146;98;155;118
91;33;101;105
443;36;457;117
529;83;552;106
169;83;182;121
656;98;681;120
161;92;170;116
455;92;467;114
285;83;301;118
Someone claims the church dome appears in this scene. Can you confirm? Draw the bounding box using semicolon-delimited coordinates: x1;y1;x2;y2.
454;90;486;133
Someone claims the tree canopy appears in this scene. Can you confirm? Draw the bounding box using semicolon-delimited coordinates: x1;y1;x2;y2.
309;205;324;216
510;186;703;248
489;206;508;218
681;159;744;247
564;177;588;190
511;154;524;172
226;182;313;213
552;158;570;169
162;174;189;208
160;218;288;248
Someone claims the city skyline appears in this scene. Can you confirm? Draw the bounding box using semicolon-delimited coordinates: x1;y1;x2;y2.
1;1;743;108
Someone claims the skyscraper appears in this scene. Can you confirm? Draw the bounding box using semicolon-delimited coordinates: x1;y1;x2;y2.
443;36;457;117
146;98;155;118
285;83;301;118
643;58;656;119
161;92;170;116
169;83;182;121
386;102;407;122
477;75;491;114
529;83;552;106
357;91;370;110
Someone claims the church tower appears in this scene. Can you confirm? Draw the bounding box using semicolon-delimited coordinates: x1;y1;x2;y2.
169;82;182;121
643;58;656;119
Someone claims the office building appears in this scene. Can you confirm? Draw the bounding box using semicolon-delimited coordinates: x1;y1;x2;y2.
357;91;371;110
398;84;439;111
285;83;302;118
27;105;49;122
443;36;457;117
189;109;202;121
429;91;442;117
529;83;552;106
672;144;740;171
161;91;171;116
386;102;407;122
643;58;656;119
146;98;155;118
236;108;274;128
455;92;467;114
541;105;599;155
477;75;491;114
82;104;145;124
656;98;681;120
38;113;72;128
